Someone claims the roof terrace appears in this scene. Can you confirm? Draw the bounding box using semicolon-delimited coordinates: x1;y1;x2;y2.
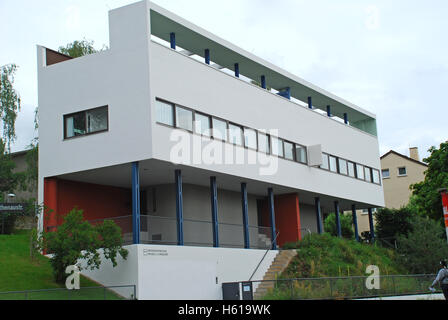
148;2;377;137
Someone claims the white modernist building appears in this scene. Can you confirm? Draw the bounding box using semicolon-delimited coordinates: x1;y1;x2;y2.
37;1;384;299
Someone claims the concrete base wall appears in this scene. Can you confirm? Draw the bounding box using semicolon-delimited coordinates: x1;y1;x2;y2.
80;244;278;300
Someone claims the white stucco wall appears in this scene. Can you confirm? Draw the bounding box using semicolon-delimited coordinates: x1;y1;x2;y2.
81;244;278;300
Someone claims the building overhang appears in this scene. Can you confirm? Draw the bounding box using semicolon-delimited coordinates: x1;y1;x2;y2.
149;2;377;135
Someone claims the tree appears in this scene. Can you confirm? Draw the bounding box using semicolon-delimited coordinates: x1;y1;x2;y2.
0;64;21;152
324;212;354;239
411;142;448;223
40;208;128;283
375;206;414;245
0;64;24;203
58;39;107;58
396;215;448;274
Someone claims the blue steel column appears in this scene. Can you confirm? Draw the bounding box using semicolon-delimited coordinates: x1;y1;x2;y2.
170;32;176;49
368;208;375;243
132;162;141;244
261;75;266;89
234;63;240;78
334;201;342;238
344;113;349;124
210;177;219;247
175;169;184;246
268;188;277;250
315;197;323;234
241;183;250;249
327;105;331;117
205;49;210;65
352;204;360;242
308;97;313;109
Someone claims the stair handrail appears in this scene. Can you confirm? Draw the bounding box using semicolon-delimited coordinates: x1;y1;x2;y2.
248;231;280;282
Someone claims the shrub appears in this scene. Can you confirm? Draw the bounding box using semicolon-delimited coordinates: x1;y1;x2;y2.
324;212;354;239
40;208;128;283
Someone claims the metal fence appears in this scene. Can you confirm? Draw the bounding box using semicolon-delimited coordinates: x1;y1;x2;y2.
49;214;273;249
252;274;441;300
0;285;136;300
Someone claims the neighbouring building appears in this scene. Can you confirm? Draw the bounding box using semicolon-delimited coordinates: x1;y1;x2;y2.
37;1;384;299
355;147;427;235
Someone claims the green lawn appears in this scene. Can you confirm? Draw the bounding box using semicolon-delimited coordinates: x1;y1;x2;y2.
0;230;127;300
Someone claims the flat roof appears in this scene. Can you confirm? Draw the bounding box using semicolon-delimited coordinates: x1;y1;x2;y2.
149;2;376;124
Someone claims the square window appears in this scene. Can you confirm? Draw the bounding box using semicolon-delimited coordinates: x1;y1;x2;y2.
155;100;174;126
398;167;407;176
65;112;85;138
212;118;228;141
86;107;108;133
175;106;193;131
244;128;257;150
381;169;390;179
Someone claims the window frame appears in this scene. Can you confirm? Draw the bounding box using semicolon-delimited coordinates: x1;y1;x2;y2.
243;127;258;151
211;116;229;142
398;167;407;177
381;168;390;179
295;144;308;164
63;105;109;140
283;140;295;161
228;122;244;146
194;111;211;137
155;98;175;127
174;105;194;132
257;131;270;154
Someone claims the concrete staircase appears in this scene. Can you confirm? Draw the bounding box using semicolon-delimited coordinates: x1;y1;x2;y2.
253;249;297;299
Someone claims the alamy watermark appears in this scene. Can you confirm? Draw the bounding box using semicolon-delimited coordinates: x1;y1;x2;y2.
65;265;80;290
169;125;279;176
365;265;380;290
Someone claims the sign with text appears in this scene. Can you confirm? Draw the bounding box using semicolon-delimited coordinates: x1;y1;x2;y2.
0;203;26;213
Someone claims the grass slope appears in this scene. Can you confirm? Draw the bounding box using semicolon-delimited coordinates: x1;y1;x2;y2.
0;230;124;300
282;233;407;278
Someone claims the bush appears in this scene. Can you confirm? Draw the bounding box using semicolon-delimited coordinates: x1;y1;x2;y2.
40;208;128;283
375;206;414;244
396;215;448;274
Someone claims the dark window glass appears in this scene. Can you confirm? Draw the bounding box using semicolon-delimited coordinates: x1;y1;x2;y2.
86;107;108;133
382;169;390;179
398;167;407;176
65;112;86;138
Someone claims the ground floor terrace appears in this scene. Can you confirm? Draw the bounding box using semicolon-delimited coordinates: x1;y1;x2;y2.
42;159;377;249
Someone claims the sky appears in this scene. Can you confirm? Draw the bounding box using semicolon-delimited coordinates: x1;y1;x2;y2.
1;0;447;160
